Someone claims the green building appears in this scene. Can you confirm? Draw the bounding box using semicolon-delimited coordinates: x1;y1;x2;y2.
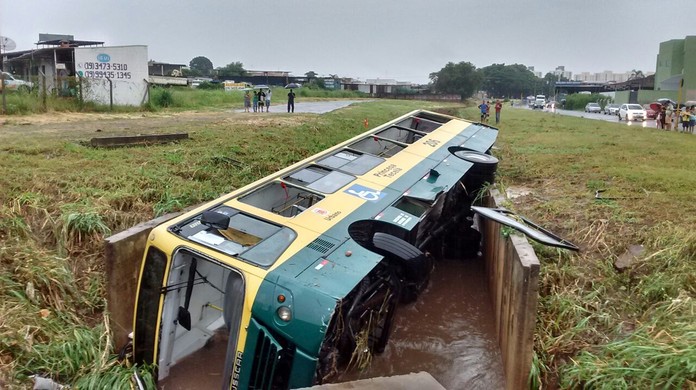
616;35;696;104
655;36;696;101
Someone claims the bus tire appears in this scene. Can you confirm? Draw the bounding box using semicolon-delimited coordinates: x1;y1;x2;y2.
372;232;431;302
448;148;498;198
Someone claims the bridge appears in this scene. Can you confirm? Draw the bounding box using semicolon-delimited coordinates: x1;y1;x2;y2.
555;75;655;95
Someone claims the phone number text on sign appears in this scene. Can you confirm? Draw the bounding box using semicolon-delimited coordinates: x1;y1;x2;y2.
82;62;128;71
82;70;132;79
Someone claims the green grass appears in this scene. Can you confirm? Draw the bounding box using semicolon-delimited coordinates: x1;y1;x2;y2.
1;101;694;388
483;108;696;388
1;84;368;114
0;99;439;388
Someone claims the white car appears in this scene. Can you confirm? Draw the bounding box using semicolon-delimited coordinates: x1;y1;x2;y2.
0;72;34;92
604;104;620;115
584;103;601;113
618;104;646;121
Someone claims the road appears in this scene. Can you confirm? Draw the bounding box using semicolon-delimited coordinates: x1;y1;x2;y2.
518;104;662;129
236;99;368;114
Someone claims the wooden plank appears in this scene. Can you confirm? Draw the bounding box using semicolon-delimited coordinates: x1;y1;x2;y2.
90;132;188;147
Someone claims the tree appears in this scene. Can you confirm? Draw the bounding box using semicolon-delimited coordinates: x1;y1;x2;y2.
189;56;214;77
429;61;482;100
541;72;558;98
305;71;318;80
628;69;645;80
306;78;325;89
216;62;246;78
480;63;538;98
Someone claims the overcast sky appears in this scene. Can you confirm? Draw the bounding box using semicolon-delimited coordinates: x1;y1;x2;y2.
1;0;694;83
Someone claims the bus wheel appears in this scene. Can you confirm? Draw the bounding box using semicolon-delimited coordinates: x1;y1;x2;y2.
448;148;498;199
372;232;432;303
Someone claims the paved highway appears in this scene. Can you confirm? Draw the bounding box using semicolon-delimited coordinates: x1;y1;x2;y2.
518;104;660;128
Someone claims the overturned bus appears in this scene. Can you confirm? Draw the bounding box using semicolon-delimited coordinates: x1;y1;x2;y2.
131;109;574;389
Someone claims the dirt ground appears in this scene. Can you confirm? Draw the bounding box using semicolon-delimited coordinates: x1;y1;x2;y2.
0;110;308;142
0;100;365;142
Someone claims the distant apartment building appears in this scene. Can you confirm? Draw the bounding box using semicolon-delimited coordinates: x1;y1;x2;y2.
527;66;542;78
553;66;572;81
573;71;639;83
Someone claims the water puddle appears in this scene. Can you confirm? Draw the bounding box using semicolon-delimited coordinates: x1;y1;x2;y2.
158;257;505;389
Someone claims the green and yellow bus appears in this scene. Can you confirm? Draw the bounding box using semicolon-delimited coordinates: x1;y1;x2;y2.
132;109;564;389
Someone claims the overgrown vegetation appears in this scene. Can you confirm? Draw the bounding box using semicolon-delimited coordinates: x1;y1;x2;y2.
1;84;367;115
0;99;431;388
1;101;694;388
477;108;696;389
563;93;613;110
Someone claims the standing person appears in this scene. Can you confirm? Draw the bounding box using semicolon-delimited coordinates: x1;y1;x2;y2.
478;100;488;122
681;108;690;133
665;104;673;131
252;90;259;113
243;91;251;112
689;107;696;133
494;100;503;124
265;89;272;112
656;106;664;129
258;90;266;112
287;89;296;113
484;101;490;123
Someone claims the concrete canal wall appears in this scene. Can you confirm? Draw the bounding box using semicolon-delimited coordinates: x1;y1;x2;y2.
481;189;541;390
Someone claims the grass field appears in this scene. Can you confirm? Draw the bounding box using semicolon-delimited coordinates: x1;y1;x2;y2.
0;100;694;389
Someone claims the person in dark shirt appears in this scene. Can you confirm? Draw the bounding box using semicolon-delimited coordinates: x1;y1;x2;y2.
257;90;266;112
287;89;296;113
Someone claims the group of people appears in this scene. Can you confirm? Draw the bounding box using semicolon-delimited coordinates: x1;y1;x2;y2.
655;104;696;133
244;89;271;113
243;88;297;113
478;100;504;124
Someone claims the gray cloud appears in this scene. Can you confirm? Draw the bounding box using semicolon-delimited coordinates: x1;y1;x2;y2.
2;0;694;83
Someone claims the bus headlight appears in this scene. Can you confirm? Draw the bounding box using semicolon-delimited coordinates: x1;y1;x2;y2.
277;306;292;322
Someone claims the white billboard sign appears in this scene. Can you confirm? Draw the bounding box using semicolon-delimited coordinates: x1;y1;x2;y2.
74;45;148;106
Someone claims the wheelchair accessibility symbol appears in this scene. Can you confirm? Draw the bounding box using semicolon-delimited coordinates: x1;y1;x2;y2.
345;184;386;202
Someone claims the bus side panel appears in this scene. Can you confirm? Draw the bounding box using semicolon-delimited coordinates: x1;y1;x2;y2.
133;246;168;366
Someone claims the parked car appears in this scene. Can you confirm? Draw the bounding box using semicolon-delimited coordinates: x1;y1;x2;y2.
584;103;601;113
618;104;646;121
604;104;620;115
0;72;34;92
642;104;658;119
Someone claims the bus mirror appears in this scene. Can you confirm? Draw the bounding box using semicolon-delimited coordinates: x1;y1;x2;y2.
201;211;230;230
178;306;192;331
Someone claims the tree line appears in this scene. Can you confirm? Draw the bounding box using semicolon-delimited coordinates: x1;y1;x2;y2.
186;55;633;99
428;62;571;100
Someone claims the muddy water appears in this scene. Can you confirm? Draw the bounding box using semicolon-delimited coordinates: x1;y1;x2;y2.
338;257;506;389
159;257;505;389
